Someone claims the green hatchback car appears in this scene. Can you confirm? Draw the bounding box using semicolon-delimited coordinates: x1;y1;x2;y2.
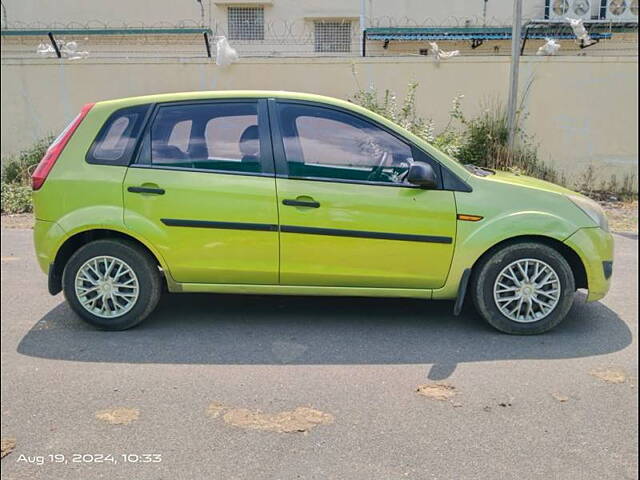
32;91;613;334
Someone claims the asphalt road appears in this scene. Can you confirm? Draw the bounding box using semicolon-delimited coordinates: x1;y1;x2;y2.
1;227;638;480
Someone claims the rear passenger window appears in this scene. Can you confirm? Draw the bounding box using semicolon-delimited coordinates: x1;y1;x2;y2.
87;104;150;165
149;102;264;174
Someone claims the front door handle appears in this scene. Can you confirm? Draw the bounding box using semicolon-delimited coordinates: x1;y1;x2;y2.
128;186;165;195
282;198;320;208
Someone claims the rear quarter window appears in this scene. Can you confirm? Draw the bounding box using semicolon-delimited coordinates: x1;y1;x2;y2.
86;104;150;165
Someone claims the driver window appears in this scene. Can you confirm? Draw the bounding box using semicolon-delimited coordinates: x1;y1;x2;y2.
277;103;414;184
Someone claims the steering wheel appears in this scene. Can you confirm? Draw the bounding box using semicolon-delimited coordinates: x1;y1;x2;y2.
367;151;389;182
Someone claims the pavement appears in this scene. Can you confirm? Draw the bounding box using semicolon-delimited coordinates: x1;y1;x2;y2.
1;227;638;480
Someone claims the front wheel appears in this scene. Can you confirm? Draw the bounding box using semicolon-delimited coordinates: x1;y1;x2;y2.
470;242;576;335
62;239;162;330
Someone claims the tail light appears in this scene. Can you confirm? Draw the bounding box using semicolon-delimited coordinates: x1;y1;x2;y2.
31;102;95;191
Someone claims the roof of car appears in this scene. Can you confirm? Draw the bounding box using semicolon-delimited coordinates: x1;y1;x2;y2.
96;90;355;110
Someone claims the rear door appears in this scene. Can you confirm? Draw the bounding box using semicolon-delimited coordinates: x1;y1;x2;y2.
270;100;457;289
123;99;279;285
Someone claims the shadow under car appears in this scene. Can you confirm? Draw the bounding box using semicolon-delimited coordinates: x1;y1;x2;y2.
17;292;632;380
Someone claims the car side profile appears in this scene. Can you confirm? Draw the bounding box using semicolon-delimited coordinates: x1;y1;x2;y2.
32;91;613;334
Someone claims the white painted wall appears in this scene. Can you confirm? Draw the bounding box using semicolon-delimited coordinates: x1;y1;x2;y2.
1;56;637;187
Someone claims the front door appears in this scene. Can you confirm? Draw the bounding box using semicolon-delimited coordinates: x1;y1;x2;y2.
124;99;279;285
270;100;457;289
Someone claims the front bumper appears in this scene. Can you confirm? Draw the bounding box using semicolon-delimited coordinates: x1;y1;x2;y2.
564;227;614;302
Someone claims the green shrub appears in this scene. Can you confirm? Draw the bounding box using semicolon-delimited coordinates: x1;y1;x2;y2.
1;182;33;214
351;82;557;178
351;81;572;183
455;105;562;183
351;82;464;159
1;135;53;214
1;135;53;185
352;82;636;198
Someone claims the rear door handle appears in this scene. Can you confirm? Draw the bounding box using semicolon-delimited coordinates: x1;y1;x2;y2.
282;199;320;208
128;186;165;195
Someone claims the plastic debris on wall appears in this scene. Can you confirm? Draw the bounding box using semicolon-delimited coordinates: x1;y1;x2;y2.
215;37;239;67
536;38;561;56
36;40;89;60
566;18;596;47
429;42;460;62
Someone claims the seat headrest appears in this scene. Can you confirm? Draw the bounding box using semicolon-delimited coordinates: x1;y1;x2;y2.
239;125;259;157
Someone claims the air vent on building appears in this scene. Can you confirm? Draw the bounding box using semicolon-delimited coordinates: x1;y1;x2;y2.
546;0;594;19
602;0;639;20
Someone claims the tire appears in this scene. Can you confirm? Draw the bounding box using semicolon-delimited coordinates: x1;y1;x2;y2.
62;239;162;330
470;242;575;335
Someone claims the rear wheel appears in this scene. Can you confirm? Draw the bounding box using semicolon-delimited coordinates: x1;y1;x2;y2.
62;239;162;330
470;242;576;335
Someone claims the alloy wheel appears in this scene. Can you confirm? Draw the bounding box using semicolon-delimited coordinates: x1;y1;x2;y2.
74;255;140;319
493;258;562;323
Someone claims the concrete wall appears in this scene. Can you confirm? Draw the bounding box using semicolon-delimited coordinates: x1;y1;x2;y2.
1;56;637;186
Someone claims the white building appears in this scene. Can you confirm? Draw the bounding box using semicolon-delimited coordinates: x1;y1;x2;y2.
1;0;637;59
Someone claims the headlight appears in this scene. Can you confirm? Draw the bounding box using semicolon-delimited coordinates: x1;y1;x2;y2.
567;194;609;232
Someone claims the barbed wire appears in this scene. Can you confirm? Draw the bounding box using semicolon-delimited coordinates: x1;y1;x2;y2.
4;19;205;30
3;15;554;33
1;16;637;59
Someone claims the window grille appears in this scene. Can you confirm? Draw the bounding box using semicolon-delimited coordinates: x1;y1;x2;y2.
228;7;264;41
314;21;352;53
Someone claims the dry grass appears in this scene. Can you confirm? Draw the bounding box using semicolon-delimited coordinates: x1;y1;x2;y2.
1;438;16;458
95;407;140;425
589;367;628;384
416;383;457;401
600;201;638;233
207;402;334;434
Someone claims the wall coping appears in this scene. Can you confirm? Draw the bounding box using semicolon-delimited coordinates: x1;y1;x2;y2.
1;55;638;66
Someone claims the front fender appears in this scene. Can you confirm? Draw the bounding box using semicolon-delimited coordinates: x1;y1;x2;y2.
432;211;579;300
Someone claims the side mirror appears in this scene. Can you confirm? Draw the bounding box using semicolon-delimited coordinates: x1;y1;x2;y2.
407;162;438;189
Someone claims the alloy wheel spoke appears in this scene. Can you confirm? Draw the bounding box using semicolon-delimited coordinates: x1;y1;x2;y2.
516;262;529;282
535;272;555;288
503;269;521;286
82;295;99;310
537;289;559;299
497;295;520;303
77;285;100;296
531;296;554;309
525;298;534;320
104;258;117;277
496;286;519;293
114;291;137;299
510;297;524;316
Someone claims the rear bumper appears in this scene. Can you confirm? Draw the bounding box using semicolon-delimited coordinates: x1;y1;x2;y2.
563;227;614;302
